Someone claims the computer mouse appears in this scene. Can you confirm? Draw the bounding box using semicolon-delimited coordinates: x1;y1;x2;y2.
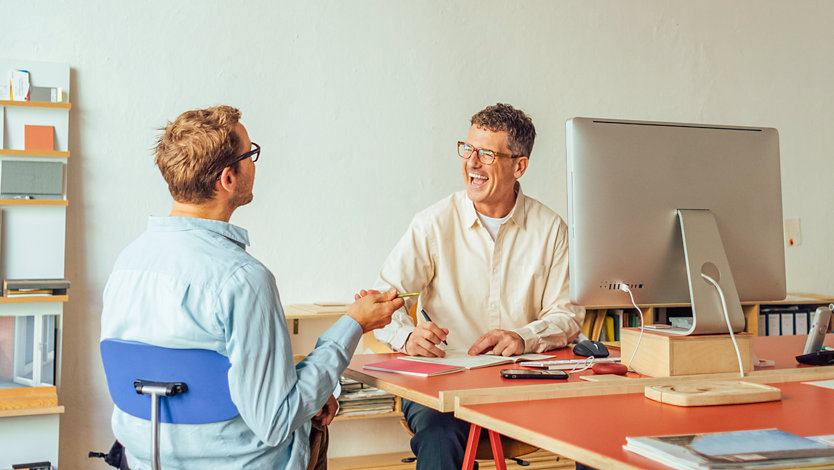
572;340;609;357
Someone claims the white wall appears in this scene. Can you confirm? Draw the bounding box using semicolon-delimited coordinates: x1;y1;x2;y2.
2;1;833;467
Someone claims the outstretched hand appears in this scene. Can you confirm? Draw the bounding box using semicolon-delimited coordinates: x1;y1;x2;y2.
346;288;404;333
354;289;380;301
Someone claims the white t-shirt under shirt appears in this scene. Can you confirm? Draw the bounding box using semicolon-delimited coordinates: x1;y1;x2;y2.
476;211;511;240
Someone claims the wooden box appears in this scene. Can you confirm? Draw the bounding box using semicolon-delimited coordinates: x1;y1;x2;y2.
620;327;753;377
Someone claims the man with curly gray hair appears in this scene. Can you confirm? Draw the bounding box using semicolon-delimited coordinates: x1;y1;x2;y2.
370;103;585;469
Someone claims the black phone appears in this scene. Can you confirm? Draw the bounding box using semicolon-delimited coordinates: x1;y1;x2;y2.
500;369;569;380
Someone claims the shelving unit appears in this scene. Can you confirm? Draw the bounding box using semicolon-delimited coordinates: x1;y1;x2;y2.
0;59;70;469
582;293;834;343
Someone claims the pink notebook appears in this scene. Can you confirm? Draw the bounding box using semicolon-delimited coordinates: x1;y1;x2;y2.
363;358;464;377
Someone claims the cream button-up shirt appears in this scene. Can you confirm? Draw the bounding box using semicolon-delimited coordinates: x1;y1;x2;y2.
373;186;584;353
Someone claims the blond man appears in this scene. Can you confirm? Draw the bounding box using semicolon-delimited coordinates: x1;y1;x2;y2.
101;106;403;470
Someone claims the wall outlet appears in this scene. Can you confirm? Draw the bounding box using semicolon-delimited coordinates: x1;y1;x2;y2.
785;217;801;247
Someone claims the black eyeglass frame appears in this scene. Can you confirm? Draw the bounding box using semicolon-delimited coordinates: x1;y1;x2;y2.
457;141;524;165
216;142;260;180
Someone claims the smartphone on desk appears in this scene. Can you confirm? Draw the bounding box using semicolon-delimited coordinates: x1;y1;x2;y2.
500;369;569;380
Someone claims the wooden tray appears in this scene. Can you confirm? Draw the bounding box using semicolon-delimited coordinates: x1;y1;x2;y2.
644;380;781;406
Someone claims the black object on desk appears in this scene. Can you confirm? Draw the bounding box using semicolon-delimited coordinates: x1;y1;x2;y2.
796;349;834;366
573;340;609;357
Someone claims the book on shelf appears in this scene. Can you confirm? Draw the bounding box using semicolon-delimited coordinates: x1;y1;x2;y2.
363;358;464;377
759;306;816;336
398;350;551;370
3;279;69;297
338;388;394;402
339;376;370;394
335;377;397;417
624;428;834;469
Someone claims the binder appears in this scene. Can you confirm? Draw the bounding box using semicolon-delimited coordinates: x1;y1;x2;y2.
795;311;810;335
767;312;781;336
780;312;795;336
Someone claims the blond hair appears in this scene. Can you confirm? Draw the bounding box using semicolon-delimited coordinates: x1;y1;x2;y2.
154;105;242;203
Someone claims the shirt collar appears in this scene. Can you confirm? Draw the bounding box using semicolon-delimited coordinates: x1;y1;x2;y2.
147;216;251;249
461;182;527;230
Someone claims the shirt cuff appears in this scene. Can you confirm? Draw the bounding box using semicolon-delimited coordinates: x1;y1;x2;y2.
321;315;363;353
391;326;415;353
511;325;540;353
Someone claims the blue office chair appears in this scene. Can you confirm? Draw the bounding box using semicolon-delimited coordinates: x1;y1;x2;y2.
100;339;239;470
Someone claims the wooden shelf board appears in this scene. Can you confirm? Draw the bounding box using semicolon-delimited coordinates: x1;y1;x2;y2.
0;100;71;109
0;149;69;158
333;411;402;422
0;386;59;414
285;304;347;320
0;405;64;418
328;449;571;470
0;199;67;206
583;293;834;311
0;295;68;304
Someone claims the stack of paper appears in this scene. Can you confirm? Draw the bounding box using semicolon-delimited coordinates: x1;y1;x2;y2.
400;350;551;370
337;377;396;416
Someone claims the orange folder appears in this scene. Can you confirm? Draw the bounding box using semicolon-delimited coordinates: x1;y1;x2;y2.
24;125;55;151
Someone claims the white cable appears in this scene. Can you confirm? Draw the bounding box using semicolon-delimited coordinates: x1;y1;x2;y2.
621;285;644;370
567;357;595;374
700;273;744;378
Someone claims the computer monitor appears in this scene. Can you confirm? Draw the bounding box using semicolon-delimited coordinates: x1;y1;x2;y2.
566;118;786;335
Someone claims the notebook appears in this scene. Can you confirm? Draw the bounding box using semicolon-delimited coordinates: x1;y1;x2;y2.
624;428;834;469
399;350;552;370
363;358;464;377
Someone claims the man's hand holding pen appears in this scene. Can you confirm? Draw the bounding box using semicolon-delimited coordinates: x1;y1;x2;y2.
404;309;449;357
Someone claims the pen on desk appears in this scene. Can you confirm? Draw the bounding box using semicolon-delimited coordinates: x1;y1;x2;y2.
420;309;448;345
396;292;420;298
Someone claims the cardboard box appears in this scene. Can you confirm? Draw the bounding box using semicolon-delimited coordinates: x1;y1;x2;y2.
620;327;753;377
24;125;54;151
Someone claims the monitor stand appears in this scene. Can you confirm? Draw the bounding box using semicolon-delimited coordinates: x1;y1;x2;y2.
672;209;746;335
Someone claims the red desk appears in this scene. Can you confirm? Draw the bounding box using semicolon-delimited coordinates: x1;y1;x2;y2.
453;334;834;469
344;335;834;469
456;380;834;469
344;348;623;412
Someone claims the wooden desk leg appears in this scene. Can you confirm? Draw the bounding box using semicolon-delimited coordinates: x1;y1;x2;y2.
488;429;507;470
462;424;481;470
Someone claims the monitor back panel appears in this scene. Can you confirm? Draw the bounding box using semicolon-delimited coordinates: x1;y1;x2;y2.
566;118;786;306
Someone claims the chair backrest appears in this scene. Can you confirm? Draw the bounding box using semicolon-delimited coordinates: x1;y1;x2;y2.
101;339;239;424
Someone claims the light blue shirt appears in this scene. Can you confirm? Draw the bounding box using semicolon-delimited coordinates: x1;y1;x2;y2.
101;216;361;470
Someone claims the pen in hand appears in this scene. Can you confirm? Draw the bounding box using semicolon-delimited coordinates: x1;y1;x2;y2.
420;309;448;346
